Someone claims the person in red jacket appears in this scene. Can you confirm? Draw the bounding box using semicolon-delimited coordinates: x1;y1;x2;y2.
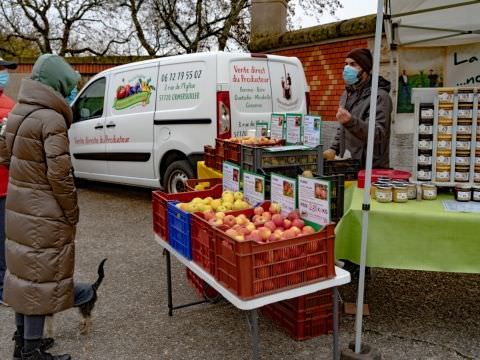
0;57;17;306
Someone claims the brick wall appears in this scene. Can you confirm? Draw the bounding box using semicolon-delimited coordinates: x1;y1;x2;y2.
271;37;369;120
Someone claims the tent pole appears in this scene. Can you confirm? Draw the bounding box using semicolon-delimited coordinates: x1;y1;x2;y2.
353;0;384;354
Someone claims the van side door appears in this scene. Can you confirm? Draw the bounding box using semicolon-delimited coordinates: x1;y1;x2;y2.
69;77;108;177
104;64;158;180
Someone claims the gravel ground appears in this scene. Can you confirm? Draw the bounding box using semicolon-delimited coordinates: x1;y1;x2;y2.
1;182;479;360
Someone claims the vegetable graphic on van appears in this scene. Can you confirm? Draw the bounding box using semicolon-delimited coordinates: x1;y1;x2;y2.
113;77;156;110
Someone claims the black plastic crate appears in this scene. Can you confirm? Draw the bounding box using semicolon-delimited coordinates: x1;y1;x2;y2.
323;159;360;181
241;145;323;176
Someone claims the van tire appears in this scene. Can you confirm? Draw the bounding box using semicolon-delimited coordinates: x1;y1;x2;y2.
163;160;195;193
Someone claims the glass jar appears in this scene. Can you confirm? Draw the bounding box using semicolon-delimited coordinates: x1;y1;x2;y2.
417;165;432;181
436;149;451;166
436;165;451;182
455;165;470;182
456;134;471;151
454;185;471;202
456;124;472;135
472;186;480;202
406;183;417;200
419;123;433;135
457;107;473;119
458;89;474;103
420;104;434;120
422;183;437;200
437;124;452;137
475;172;480;183
376;185;393;203
438;89;454;104
393;185;408;203
475;157;480;167
437;139;452;151
418;138;433;151
418;152;432;166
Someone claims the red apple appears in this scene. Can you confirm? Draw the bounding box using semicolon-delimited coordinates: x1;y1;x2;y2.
258;227;272;241
248;229;262;242
291;218;305;229
262;212;272;220
253;206;264;216
283;219;292;230
272;214;284;227
290;226;302;236
225;229;238;238
223;215;236;228
203;209;215;221
287;210;300;221
264;220;276;232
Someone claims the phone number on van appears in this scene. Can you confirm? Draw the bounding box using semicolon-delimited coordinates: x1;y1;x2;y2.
160;70;202;82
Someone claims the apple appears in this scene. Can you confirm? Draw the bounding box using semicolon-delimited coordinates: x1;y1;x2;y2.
302;225;315;235
223;215;236;228
254;216;267;227
258;227;272;241
235;215;248;225
262;212;272;220
246;229;262;242
287;210;300;221
253;206;264;216
264;220;276;232
234;234;245;241
246;222;256;232
291;218;304;229
237;227;251;236
283;219;292;230
269;203;282;214
233;191;244;201
290;226;302;236
225;229;238;238
272;214;284;227
203;209;215;221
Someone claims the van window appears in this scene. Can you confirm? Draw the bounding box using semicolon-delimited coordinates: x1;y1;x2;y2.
73;77;106;123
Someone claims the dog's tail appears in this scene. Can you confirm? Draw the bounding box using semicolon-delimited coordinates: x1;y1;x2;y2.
92;258;107;292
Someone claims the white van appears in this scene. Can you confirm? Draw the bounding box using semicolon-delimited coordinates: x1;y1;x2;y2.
69;51;309;192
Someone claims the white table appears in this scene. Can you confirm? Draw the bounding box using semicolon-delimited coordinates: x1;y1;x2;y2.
154;234;351;359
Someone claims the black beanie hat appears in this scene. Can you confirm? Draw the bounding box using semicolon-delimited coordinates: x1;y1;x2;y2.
346;48;373;74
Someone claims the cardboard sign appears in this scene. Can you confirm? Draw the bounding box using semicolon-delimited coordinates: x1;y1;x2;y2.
255;121;269;138
303;115;321;147
270;173;297;215
222;161;240;192
270;113;286;140
242;171;265;206
286;113;303;144
298;176;330;226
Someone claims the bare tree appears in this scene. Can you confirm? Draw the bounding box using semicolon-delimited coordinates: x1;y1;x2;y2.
0;0;132;56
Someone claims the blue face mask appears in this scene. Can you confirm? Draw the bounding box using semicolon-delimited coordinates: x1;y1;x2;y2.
65;87;78;105
0;70;10;89
343;65;360;86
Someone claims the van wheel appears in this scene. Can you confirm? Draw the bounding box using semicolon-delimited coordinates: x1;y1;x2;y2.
164;160;194;193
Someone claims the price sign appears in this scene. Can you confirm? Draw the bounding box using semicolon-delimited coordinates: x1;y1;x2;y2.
270;173;297;215
222;161;240;192
303;115;321;147
255;122;269;138
298;176;330;226
270;113;286;140
286;113;303;144
242;171;265;206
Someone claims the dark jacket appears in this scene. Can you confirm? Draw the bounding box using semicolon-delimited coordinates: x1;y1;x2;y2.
0;54;79;315
331;76;392;169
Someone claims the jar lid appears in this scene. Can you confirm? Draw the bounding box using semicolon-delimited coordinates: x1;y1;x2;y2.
455;185;471;190
376;184;393;190
456;165;470;170
422;183;436;189
472;186;480;191
393;184;407;189
436;165;451;170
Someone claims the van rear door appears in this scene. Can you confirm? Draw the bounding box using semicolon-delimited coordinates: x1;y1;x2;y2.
228;55;272;137
267;55;308;114
104;63;158;180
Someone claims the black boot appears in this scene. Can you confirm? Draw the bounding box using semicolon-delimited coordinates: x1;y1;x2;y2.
21;348;70;360
13;333;55;360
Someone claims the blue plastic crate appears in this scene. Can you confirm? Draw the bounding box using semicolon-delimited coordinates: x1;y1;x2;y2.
167;201;192;260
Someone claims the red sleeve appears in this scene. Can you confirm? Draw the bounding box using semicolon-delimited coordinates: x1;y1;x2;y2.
0;94;16;119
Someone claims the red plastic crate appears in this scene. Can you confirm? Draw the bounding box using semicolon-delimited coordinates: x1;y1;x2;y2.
204;153;216;169
215;154;224;171
191;202;271;276
152;185;223;242
186;268;219;299
262;294;334;341
204;145;216;155
185;178;222;192
214;219;336;299
215;138;226;157
225;141;241;164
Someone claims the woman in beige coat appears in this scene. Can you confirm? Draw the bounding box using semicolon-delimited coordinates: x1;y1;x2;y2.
0;54;79;360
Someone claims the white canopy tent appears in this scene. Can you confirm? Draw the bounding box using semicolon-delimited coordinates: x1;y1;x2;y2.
351;0;480;356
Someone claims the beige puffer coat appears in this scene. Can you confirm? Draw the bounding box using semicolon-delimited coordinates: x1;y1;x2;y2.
1;78;78;315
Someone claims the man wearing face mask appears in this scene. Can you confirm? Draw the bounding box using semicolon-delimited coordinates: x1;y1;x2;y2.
324;48;392;169
0;57;17;306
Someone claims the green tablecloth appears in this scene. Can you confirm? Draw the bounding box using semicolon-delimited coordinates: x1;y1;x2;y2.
335;184;480;273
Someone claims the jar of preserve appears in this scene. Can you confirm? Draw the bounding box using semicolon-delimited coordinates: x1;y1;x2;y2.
393;185;408;203
420;104;434;120
437;124;452;137
455;156;470;166
472;186;480;201
455;165;470;182
422;183;437;200
475;172;480;183
458;89;474;103
456;134;471;151
454;185;471;202
418;152;432;166
419;123;433;135
417;166;432;181
406;183;417;200
436;149;451;166
457;107;473;119
475;157;480;167
437;139;452;151
418;138;433;151
376;185;393;203
438;89;454;104
435;165;451;182
456;124;472;135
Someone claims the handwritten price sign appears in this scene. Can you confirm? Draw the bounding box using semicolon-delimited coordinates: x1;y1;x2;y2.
298;176;330;226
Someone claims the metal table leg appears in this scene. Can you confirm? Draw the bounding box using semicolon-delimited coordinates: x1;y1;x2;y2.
333;287;339;360
246;309;260;360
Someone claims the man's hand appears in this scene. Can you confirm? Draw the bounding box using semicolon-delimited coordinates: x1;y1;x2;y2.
336;107;352;125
